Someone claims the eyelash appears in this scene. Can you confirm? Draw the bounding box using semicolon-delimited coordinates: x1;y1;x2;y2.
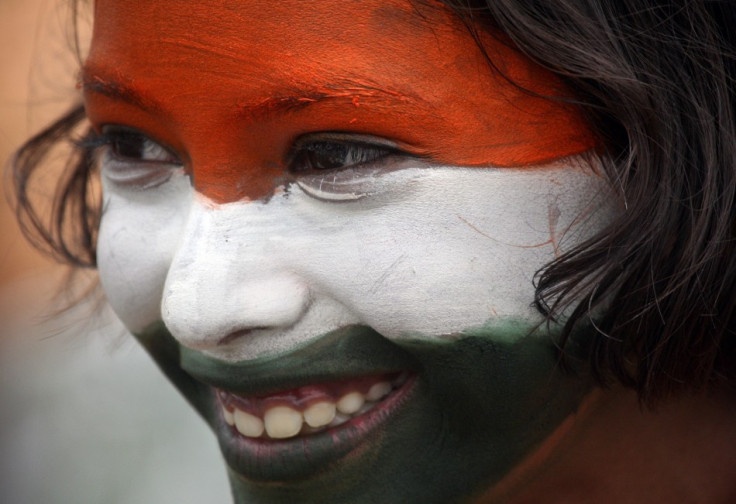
80;128;180;165
288;139;398;174
81;129;400;174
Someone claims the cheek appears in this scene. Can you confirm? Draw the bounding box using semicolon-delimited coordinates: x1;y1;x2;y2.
97;159;616;346
285;164;616;339
97;177;192;332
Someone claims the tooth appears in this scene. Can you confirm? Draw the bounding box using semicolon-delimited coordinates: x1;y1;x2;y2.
356;402;374;415
329;412;351;427
264;406;303;439
366;381;392;401
393;371;410;387
303;401;336;428
223;407;235;426
337;391;365;415
233;409;264;438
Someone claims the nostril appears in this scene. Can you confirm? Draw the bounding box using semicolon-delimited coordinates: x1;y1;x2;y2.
218;327;271;346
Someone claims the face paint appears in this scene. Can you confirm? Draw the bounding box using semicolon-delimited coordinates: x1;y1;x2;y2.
85;1;619;503
84;0;596;204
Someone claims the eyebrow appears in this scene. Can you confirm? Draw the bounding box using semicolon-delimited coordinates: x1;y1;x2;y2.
80;71;164;114
80;67;429;120
240;84;411;118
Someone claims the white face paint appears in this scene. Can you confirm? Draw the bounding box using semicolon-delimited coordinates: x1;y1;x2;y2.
97;153;617;362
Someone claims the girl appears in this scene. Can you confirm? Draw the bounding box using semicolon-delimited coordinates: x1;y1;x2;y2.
12;1;736;502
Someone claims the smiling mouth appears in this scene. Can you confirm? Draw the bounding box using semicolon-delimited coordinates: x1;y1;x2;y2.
217;371;412;440
213;371;418;481
164;324;420;479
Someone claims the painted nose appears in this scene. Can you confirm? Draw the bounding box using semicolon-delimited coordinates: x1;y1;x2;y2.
161;198;309;351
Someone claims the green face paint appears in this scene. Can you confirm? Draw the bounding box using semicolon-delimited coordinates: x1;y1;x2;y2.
134;320;592;504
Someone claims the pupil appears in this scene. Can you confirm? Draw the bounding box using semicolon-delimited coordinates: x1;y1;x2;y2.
310;142;348;170
114;134;145;159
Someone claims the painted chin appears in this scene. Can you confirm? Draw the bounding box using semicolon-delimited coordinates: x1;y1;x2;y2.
213;373;418;480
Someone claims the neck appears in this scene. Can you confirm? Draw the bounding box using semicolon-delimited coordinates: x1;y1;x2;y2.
487;386;736;504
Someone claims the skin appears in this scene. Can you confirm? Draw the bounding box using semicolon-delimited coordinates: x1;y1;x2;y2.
83;0;621;502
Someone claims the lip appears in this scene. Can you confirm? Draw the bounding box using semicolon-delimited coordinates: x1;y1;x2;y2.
179;325;418;395
175;325;421;480
214;373;418;480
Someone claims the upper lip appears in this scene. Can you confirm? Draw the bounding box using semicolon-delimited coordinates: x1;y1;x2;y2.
179;325;420;397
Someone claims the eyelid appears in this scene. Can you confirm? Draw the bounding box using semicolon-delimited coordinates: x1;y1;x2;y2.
292;132;400;150
100;152;185;189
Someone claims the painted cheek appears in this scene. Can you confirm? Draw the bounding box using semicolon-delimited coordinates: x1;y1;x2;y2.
268;161;616;345
97;175;193;333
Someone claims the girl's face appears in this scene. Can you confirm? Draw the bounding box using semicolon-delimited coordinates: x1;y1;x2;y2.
84;1;617;502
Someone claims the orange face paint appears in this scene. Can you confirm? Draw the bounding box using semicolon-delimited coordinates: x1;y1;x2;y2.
83;0;596;203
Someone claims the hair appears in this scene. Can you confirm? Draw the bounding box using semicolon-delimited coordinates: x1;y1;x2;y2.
11;0;736;404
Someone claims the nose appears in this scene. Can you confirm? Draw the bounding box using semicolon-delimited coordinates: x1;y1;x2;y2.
161;198;310;351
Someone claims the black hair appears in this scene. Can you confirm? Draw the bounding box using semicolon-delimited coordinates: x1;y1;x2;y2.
11;0;736;404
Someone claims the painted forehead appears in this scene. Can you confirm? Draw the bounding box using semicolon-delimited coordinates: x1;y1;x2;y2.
84;0;595;203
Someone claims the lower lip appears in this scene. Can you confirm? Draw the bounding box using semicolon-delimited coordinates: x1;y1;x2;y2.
213;375;418;481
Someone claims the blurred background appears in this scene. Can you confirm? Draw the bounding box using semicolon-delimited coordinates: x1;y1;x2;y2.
0;1;230;502
0;0;64;306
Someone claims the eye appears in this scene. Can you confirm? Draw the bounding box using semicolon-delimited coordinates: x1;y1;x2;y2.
289;138;396;174
102;127;180;164
87;127;185;190
287;134;421;202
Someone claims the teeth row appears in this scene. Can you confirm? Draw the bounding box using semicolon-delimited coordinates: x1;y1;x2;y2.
223;381;393;440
